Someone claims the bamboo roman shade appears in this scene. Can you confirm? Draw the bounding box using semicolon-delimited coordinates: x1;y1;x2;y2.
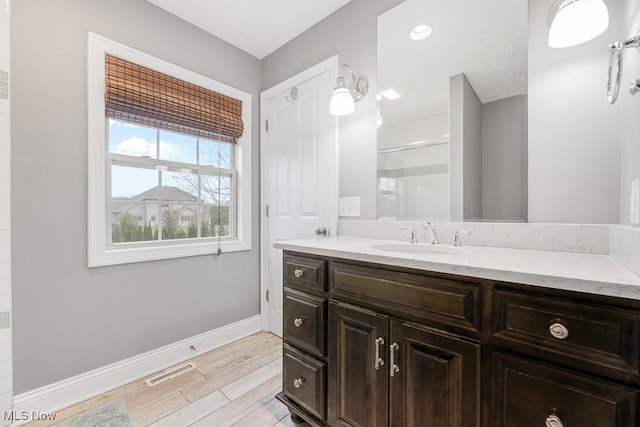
105;54;243;143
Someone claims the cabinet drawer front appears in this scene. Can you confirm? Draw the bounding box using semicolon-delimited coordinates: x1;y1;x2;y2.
492;289;640;379
284;254;326;292
492;353;638;427
284;289;326;356
283;344;326;420
330;262;481;334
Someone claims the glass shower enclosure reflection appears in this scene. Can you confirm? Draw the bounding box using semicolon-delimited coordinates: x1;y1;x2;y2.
377;139;450;221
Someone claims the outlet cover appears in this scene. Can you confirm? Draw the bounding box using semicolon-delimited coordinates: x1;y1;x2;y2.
339;197;361;217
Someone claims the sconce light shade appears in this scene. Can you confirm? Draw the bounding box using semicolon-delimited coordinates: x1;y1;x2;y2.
330;64;368;116
330;79;355;116
548;0;609;48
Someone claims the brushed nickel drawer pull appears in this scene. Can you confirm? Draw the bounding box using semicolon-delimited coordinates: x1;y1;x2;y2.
293;317;304;327
294;269;304;278
549;322;569;340
390;343;400;377
374;337;385;370
545;414;563;427
293;377;305;388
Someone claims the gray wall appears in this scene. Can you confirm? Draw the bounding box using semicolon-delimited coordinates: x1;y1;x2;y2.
449;74;482;221
620;0;640;225
482;95;527;221
262;0;405;220
11;0;261;394
461;76;483;220
528;0;622;223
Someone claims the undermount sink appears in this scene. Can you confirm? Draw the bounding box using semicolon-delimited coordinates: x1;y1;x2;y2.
369;243;461;256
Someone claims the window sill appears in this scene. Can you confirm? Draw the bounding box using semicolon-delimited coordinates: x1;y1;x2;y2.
88;239;251;267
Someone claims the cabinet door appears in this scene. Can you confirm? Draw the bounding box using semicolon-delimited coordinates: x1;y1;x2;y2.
389;320;481;427
328;301;389;427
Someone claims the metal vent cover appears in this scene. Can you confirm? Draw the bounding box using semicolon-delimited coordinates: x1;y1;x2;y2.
145;362;197;387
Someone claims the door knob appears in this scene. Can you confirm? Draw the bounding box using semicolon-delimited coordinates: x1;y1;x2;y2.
315;226;327;236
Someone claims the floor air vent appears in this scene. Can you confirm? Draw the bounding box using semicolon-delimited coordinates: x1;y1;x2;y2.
145;362;197;387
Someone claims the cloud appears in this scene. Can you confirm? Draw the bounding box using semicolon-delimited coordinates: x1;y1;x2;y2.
159;140;184;160
110;137;185;162
111;137;156;157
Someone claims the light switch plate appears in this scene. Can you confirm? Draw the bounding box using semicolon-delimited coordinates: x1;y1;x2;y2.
339;197;361;217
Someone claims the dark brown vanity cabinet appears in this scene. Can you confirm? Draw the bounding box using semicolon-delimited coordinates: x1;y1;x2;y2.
277;251;640;427
278;252;482;426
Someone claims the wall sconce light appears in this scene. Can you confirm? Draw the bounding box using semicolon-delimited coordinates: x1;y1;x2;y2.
548;0;609;48
329;64;369;116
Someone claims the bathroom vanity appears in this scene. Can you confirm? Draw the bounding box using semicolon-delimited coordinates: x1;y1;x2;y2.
274;237;640;427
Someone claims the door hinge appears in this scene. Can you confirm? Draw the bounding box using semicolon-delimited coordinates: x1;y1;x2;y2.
266;289;270;301
266;205;269;217
265;120;269;132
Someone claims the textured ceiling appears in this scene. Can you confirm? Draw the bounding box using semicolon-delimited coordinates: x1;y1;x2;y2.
147;0;353;59
378;0;528;125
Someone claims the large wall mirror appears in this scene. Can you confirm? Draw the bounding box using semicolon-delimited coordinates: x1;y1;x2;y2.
377;0;528;222
377;0;633;225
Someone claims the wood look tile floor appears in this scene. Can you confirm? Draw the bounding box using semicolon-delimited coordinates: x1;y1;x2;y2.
26;332;299;427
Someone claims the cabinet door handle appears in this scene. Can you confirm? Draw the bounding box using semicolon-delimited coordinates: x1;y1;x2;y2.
293;317;304;327
294;269;304;278
390;343;400;377
374;337;385;370
293;377;305;388
545;414;563;427
549;322;569;340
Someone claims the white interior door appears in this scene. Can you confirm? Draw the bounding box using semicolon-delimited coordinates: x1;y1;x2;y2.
262;59;336;336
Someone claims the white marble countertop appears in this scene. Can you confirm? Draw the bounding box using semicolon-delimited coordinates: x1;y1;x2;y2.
274;236;640;300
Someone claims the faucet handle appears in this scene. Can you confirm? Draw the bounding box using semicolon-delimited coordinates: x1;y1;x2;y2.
400;227;418;243
451;229;471;247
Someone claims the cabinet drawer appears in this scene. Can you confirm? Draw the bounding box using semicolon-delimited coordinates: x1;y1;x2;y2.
330;262;481;334
283;344;326;421
492;352;638;427
284;289;326;356
492;288;640;381
284;254;326;293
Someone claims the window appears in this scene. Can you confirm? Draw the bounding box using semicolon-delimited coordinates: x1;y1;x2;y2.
88;33;252;267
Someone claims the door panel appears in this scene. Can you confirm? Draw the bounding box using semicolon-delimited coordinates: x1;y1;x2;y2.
328;301;389;427
390;321;481;427
266;70;332;336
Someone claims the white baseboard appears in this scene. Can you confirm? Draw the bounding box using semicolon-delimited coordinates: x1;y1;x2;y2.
12;315;262;421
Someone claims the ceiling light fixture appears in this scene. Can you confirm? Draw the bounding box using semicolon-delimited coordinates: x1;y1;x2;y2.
330;64;369;116
548;0;609;48
410;24;433;41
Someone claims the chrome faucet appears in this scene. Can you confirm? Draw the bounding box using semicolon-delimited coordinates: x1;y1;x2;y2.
451;229;471;247
423;221;439;245
400;227;418;243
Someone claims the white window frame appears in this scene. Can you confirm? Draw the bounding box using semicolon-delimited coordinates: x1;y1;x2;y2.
87;33;252;267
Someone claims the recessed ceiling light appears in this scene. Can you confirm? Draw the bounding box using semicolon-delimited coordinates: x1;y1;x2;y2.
410;24;432;41
381;88;401;100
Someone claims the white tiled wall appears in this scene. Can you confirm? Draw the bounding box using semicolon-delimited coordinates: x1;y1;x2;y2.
0;0;11;424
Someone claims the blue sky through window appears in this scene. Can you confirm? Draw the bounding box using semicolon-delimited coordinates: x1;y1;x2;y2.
108;119;231;199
